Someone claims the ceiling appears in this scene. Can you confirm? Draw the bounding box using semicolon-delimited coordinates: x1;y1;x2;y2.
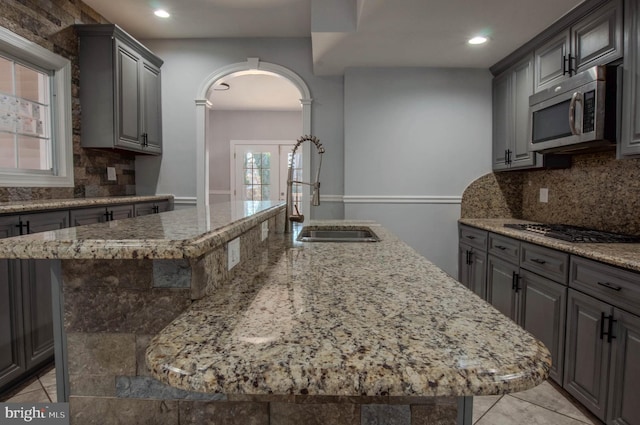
82;0;585;108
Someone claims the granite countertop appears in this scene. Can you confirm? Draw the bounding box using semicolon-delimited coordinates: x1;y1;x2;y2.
459;218;640;273
0;201;284;260
146;221;551;398
0;195;173;215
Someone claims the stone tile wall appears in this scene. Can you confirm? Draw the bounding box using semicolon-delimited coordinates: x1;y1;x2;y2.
0;1;136;202
461;151;640;235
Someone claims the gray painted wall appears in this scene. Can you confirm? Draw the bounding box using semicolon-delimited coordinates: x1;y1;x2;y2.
135;37;344;217
344;67;493;276
135;39;493;274
208;110;302;203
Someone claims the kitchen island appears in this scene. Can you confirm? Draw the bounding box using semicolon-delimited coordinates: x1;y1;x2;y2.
0;203;550;425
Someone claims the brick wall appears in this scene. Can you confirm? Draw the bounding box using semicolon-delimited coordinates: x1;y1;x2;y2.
0;0;136;202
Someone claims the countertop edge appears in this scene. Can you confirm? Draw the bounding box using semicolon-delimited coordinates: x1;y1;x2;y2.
0;195;174;215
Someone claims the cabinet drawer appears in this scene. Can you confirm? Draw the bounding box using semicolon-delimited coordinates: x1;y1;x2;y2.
520;242;569;284
488;233;519;264
570;256;640;317
459;225;487;251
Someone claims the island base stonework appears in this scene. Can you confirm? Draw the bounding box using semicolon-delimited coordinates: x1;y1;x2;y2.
68;395;458;425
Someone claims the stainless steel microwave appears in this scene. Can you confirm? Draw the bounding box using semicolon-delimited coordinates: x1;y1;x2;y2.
529;65;617;153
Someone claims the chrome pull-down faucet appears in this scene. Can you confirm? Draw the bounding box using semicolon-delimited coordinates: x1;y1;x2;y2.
285;135;325;233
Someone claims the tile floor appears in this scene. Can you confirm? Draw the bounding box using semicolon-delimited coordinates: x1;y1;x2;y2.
0;366;57;403
1;371;601;425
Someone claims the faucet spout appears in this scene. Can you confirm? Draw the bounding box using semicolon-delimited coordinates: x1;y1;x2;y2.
285;135;325;233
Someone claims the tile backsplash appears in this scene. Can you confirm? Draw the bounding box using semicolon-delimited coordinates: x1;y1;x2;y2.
0;1;135;202
462;150;640;235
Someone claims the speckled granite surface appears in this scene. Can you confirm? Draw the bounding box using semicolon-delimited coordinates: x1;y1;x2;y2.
0;195;172;214
0;201;284;259
459;218;640;273
146;222;551;398
461;172;524;219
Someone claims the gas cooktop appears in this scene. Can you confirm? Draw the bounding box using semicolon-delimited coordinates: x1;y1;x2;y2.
503;223;640;243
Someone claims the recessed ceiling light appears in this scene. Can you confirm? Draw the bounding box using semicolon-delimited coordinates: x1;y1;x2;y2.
154;9;170;18
468;36;488;45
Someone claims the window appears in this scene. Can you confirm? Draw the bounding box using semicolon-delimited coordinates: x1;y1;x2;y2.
0;26;73;187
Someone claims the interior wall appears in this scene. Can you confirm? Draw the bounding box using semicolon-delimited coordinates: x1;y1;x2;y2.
136;37;344;216
208;110;302;203
344;67;493;276
0;1;137;202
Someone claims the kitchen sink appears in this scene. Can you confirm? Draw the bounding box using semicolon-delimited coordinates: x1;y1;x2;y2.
296;226;380;242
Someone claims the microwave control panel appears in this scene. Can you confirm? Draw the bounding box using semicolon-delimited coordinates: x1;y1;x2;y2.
583;90;595;133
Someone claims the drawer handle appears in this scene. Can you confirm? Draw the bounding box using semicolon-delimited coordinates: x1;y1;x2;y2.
495;245;507;250
597;281;622;291
531;258;546;264
465;235;476;240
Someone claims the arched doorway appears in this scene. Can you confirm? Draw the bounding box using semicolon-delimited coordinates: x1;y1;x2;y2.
195;58;312;213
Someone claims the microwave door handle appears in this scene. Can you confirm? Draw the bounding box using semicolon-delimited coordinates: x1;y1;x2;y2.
569;92;582;135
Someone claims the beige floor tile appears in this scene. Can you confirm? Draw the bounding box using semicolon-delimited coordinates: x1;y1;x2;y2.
473;395;503;424
476;395;591;425
510;381;600;424
38;367;57;388
7;388;50;403
43;385;57;402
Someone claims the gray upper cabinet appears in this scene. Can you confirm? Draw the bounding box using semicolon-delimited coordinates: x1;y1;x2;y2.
534;31;571;93
77;25;163;155
492;54;538;170
620;0;640;157
534;0;622;93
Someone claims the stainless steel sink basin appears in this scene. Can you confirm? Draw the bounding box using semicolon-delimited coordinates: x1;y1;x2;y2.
296;227;380;242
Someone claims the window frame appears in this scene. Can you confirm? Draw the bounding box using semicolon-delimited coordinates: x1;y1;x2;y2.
0;26;73;187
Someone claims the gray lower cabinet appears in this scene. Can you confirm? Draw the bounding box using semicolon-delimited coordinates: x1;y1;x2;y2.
458;225;488;299
134;200;171;217
70;204;134;226
608;309;640;425
520;270;566;384
564;289;612;422
0;210;68;392
620;0;640;157
565;256;640;424
486;233;568;386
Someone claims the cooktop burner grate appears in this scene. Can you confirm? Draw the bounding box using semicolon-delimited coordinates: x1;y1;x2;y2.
503;223;640;243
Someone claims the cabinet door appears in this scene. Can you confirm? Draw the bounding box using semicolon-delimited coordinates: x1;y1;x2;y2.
492;71;511;170
487;255;519;321
22;210;69;233
607;309;640;425
142;62;162;154
134;202;156;217
70;207;108;226
156;200;171;213
520;270;567;385
572;0;622;73
510;55;536;169
109;204;134;221
564;289;611;421
20;260;54;371
0;259;25;391
115;41;143;151
534;30;571;92
470;250;487;300
458;244;471;290
620;0;640;156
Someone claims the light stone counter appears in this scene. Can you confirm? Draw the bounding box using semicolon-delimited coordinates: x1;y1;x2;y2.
0;201;283;259
146;221;551;400
0;194;173;215
459;218;640;273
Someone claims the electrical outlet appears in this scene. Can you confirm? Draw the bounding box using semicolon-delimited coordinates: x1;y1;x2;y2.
227;238;240;270
107;167;117;181
539;188;549;203
261;221;269;241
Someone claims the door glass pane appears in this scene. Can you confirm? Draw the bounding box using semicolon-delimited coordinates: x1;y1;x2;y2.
242;151;272;201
